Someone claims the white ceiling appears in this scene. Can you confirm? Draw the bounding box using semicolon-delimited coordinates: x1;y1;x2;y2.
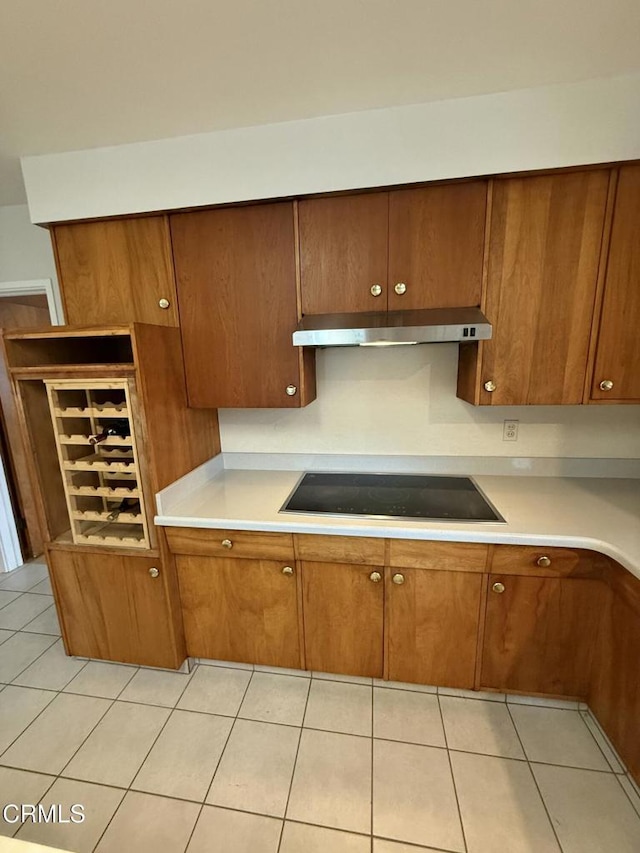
1;0;639;206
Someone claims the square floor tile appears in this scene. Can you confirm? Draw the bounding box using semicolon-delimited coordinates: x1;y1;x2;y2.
64;661;138;699
304;679;372;736
440;696;524;758
134;710;232;801
208;719;299;817
22;605;61;636
280;822;370;852
533;763;640;852
287;729;371;833
510;705;610;770
253;664;309;678
0;590;22;610
238;672;309;726
28;577;53;595
373;739;464;851
0;768;54;838
187;805;281;853
374;687;445;747
373;678;437;693
312;671;373;685
17;777;125;852
13;638;87;691
0;685;57;754
95;791;200;853
119;666;192;707
507;693;580;710
0;563;49;592
373;841;452;852
0;594;53;630
0;632;57;683
2;693;110;774
0;629;14;646
178;665;251;716
451;751;559;852
63;701;170;787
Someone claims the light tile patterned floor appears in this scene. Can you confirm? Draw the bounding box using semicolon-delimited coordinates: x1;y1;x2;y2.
1;560;640;852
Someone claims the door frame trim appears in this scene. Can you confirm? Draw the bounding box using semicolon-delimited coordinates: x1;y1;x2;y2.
0;278;63;325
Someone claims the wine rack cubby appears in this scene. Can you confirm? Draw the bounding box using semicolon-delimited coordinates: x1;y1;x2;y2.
46;379;151;549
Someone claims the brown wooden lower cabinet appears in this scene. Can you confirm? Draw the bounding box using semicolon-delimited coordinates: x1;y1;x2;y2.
301;560;384;678
176;555;302;669
387;568;483;689
47;547;184;669
481;573;603;698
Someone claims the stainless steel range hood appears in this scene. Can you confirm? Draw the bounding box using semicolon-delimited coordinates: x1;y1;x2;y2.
292;307;492;347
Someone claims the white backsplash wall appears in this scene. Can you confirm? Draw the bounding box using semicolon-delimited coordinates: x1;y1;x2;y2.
218;345;640;458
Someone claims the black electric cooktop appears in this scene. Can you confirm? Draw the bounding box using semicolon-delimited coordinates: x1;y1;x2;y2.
281;472;505;522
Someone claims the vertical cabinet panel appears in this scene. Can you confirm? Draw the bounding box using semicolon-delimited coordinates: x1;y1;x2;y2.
53;217;178;326
591;164;640;401
171;202;314;408
47;548;182;669
299;193;389;315
177;555;301;668
481;574;603;698
478;170;610;405
387;568;483;689
388;182;487;311
302;560;384;678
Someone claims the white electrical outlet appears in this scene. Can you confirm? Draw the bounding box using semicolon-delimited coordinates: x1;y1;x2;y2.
503;420;519;441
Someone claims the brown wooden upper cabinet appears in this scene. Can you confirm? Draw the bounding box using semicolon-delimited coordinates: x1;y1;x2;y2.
458;169;611;405
52;217;179;326
298;182;487;315
170;202;316;408
589;164;640;403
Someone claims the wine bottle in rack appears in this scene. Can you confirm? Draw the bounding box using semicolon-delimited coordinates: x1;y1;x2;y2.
88;419;130;445
106;498;141;522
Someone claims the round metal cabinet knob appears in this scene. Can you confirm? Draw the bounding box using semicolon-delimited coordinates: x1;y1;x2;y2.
492;581;506;594
392;573;405;585
370;284;383;297
369;571;382;583
536;555;551;567
394;282;407;295
158;298;170;309
285;385;297;396
148;567;160;578
282;566;294;576
484;380;496;393
599;379;614;392
221;539;233;549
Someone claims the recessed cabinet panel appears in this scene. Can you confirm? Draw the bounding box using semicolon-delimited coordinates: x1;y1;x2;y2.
590;164;640;402
299;193;389;315
388;182;487;311
53;217;178;326
387;568;483;689
301;560;384;678
171;202;314;408
469;170;610;405
481;574;603;698
47;548;182;669
177;555;301;668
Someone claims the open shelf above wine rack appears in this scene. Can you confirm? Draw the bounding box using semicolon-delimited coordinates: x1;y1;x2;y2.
46;379;151;550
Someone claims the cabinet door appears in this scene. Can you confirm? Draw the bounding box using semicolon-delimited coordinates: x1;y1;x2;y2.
302;560;384;677
52;217;178;326
481;574;603;698
388;182;487;311
590;165;640;402
171;202;315;408
47;549;183;669
177;555;302;669
387;568;483;689
299;193;389;314
478;171;610;405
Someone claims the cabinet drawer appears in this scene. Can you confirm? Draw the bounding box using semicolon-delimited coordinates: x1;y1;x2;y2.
294;534;385;565
165;527;294;561
490;545;605;578
389;539;488;572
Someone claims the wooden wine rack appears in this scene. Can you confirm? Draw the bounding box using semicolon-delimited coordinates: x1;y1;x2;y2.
46;379;151;549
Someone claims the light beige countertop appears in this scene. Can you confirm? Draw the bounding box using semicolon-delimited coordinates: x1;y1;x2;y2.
155;454;640;579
